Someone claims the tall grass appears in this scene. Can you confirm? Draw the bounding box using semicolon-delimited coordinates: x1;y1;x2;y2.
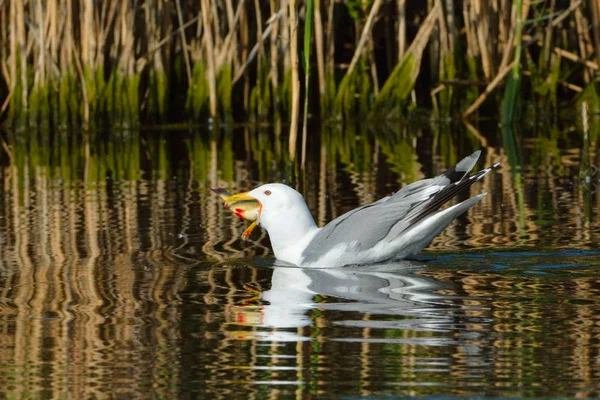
0;0;598;130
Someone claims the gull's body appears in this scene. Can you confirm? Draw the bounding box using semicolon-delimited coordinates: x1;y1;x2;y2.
223;151;499;268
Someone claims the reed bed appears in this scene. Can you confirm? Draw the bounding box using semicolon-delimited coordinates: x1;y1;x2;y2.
0;0;598;131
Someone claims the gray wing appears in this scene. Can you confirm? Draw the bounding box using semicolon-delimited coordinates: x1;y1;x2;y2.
301;151;491;263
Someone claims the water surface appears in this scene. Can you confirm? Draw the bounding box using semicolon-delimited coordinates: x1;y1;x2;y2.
0;123;598;398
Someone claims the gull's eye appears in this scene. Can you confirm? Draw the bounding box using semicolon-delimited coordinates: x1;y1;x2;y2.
264;190;272;196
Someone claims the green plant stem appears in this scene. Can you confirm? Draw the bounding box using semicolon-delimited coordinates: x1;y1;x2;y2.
301;0;314;169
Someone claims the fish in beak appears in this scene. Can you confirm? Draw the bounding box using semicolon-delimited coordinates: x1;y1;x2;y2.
211;188;261;240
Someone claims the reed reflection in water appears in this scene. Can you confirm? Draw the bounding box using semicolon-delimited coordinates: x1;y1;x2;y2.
0;123;598;398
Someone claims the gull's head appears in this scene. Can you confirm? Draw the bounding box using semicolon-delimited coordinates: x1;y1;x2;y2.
246;183;306;225
225;183;316;241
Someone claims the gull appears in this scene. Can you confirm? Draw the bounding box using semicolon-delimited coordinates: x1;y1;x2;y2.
217;151;499;268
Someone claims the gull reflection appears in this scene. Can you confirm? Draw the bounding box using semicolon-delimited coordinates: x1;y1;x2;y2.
226;260;486;343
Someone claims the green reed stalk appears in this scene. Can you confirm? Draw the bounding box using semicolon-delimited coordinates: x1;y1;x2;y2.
301;0;314;169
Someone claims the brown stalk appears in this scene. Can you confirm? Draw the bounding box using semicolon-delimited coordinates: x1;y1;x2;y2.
462;60;516;118
472;0;494;79
224;0;240;71
216;0;246;67
63;0;74;69
591;0;600;66
80;0;94;67
46;0;57;79
463;3;477;60
346;0;383;78
437;0;450;70
15;0;27;107
210;0;223;50
239;3;249;109
35;0;46;86
288;0;300;160
254;0;265;93
325;0;334;76
232;9;283;84
368;38;379;95
175;0;192;84
314;0;325;96
550;0;582;26
269;0;280;97
443;0;456;54
8;0;16;94
397;0;406;59
573;3;591;81
201;0;218;117
554;47;599;70
541;0;556;67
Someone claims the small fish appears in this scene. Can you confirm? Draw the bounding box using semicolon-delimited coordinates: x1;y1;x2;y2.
211;188;260;240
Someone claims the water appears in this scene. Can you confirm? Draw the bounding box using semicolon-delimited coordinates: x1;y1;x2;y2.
0;124;599;398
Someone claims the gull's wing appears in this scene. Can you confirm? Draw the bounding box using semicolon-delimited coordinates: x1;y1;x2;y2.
301;151;497;263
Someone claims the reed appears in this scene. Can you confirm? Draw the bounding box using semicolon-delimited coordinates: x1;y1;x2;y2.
0;0;598;130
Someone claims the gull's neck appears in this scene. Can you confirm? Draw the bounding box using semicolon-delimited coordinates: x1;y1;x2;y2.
260;201;319;264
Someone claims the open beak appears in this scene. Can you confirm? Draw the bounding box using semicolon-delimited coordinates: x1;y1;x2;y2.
223;191;257;208
211;188;261;240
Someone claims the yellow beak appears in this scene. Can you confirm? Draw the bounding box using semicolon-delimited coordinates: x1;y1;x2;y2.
211;188;261;240
223;191;258;208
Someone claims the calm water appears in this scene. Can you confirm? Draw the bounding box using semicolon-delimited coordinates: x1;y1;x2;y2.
0;123;599;398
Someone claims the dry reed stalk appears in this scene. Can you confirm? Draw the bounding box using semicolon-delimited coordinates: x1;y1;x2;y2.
254;0;265;59
496;2;516;71
35;0;45;86
269;0;280;95
210;0;223;51
97;1;119;67
63;0;74;70
279;0;290;72
225;0;240;71
232;9;283;84
288;0;300;160
443;0;456;54
216;0;246;67
15;0;27;107
119;2;136;76
47;0;58;75
462;60;516;118
368;38;379;95
176;0;192;85
498;0;510;48
542;0;557;67
462;3;477;61
80;0;94;67
573;4;592;82
374;2;440;111
7;1;16;98
472;0;494;79
591;0;600;66
325;0;334;76
239;4;250;109
346;0;383;77
314;0;325;96
398;0;406;58
554;47;599;70
200;0;218;117
437;0;450;66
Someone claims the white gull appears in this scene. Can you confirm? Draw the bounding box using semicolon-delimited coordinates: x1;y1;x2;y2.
222;151;499;268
